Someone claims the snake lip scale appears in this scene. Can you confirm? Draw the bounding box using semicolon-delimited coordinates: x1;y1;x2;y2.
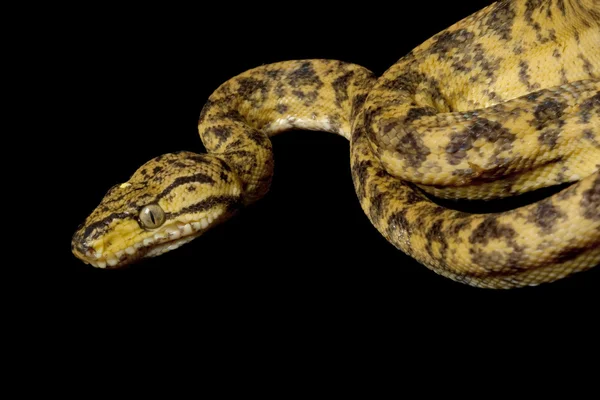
72;0;600;288
79;210;227;269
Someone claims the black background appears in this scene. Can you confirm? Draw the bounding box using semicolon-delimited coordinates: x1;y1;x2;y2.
53;0;598;328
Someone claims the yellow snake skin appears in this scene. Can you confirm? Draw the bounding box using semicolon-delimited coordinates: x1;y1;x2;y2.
71;0;600;289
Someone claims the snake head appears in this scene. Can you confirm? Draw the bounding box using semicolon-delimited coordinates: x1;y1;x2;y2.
71;152;242;268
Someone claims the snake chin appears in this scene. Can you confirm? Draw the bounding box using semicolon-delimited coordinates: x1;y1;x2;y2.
79;210;227;269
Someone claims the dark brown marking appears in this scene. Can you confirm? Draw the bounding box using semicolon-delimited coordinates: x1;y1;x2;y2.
237;77;269;108
486;1;516;40
291;89;305;99
328;114;342;133
528;201;566;233
291;89;319;106
431;29;474;56
524;0;546;32
526;91;544;102
481;156;533;181
587;7;600;22
213;109;246;124
403;187;427;205
207;126;233;148
538;128;561;148
288;62;324;89
386;210;412;241
157;173;216;200
551;245;589;264
486;91;503;102
381;70;443;102
352;160;372;198
187;154;214;166
469;216;516;246
579;53;596;78
580;174;600;220
449;218;472;236
225;139;244;151
404;107;437;123
433;30;501;80
172;161;188;169
219;171;229;182
369;190;388;222
332;71;354;108
583;129;600;147
351;93;368;124
274;83;286;98
247;129;270;148
380;119;431;168
264;69;285;80
559;68;568;84
519;60;540;90
557;0;566;15
81;212;133;241
165;195;240;219
198;98;214;124
452;168;476;178
425;219;448;260
533;98;567;129
469;246;526;273
215;157;233;173
446;118;515;166
578;92;600;123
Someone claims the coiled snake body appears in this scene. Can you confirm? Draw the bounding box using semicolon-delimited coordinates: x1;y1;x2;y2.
72;0;600;289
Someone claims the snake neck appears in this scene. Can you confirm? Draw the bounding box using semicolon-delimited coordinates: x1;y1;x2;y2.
197;60;375;204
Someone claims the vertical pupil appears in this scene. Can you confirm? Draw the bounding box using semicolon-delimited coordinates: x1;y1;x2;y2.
150;210;156;225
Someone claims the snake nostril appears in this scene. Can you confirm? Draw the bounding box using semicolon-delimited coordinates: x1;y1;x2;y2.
71;229;89;255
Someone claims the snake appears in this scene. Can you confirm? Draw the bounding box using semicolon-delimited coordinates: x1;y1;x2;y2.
71;0;600;289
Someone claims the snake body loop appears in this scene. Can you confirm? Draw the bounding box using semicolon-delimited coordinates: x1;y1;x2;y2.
72;0;600;288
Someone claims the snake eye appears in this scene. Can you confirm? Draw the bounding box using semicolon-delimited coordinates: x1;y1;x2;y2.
139;204;165;229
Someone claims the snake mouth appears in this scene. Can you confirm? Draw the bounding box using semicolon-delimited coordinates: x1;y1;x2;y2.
76;210;227;269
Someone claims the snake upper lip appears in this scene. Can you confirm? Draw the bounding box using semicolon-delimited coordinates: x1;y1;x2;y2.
76;212;222;269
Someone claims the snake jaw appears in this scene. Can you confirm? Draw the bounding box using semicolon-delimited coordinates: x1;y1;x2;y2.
73;209;232;269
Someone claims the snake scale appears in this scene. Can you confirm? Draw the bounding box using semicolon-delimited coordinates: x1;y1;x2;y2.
72;0;600;289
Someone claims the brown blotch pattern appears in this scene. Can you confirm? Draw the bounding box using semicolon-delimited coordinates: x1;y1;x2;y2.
404;107;438;123
538;128;561;148
384;123;432;168
425;219;449;260
485;0;517;40
332;71;354;108
532;98;567;129
527;200;566;233
446;118;515;165
578;92;600;123
469;215;516;246
580;175;600;220
519;60;540;90
237;77;269;108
